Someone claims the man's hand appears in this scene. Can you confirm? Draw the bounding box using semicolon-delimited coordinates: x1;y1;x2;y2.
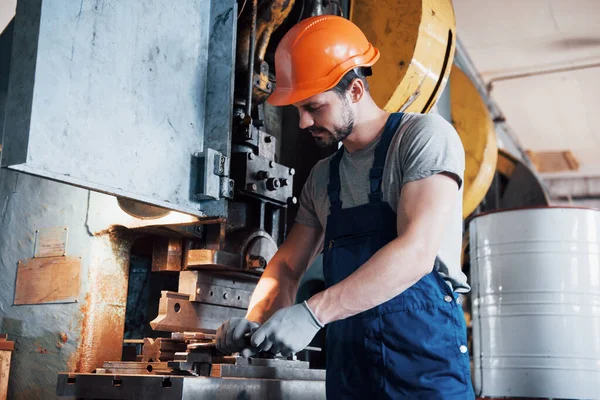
215;318;260;355
250;301;324;356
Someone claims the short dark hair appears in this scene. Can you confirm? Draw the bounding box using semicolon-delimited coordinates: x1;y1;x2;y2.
330;67;372;97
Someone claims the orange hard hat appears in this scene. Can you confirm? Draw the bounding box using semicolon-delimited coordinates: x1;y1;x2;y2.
267;15;380;106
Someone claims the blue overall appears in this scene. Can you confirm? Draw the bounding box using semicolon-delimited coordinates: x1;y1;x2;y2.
322;113;474;399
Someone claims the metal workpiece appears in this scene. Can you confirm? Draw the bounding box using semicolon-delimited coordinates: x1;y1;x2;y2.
150;291;246;333
469;207;600;399
183;228;277;273
185;249;244;271
57;373;326;399
210;364;325;380
142;338;188;362
152;237;184;272
100;361;172;375
178;271;255;309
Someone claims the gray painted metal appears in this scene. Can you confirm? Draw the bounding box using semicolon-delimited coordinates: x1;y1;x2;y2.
469;207;600;399
0;169;88;400
213;364;326;380
56;373;326;399
2;0;237;217
186;0;238;218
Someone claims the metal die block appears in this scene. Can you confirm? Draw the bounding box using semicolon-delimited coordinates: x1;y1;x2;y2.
152;237;183;272
57;373;327;399
210;364;326;381
185;249;242;270
247;358;309;369
142;338;187;362
178;271;254;309
231;152;294;204
149;291;245;333
101;361;171;375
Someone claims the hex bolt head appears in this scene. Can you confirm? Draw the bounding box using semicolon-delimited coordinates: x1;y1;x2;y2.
256;170;270;180
266;178;280;191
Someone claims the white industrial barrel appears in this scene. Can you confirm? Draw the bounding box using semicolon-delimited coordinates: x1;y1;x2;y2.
469;207;600;399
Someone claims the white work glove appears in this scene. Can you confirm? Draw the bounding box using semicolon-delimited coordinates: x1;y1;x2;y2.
250;301;324;357
215;318;260;355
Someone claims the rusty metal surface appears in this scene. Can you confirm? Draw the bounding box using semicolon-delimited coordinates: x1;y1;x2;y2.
0;167;133;399
0;336;14;352
142;338;187;362
101;361;171;375
152;237;183;272
68;231;132;374
0;347;12;400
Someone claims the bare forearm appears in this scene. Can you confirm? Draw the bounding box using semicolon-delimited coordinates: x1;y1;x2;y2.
307;237;434;325
245;257;301;323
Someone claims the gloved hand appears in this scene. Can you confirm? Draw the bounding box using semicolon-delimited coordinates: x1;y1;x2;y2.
215;318;260;355
250;301;324;357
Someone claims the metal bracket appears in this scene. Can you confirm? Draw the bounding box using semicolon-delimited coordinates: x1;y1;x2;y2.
195;148;231;201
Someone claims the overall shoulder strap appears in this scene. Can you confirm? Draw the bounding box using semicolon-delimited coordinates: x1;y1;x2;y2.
327;147;345;213
369;113;404;203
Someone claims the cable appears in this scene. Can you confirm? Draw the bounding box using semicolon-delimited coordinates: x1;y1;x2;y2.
238;0;248;18
329;0;344;17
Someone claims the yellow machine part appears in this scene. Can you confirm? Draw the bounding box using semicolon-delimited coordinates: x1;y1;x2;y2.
350;0;456;113
449;65;498;219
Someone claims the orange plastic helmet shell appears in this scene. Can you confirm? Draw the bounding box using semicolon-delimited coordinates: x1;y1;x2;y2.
267;15;380;106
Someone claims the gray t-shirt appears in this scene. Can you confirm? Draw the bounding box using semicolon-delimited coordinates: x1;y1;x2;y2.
295;112;470;293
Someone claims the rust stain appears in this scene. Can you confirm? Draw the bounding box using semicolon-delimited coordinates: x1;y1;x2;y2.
68;230;132;373
36;345;49;354
60;332;68;343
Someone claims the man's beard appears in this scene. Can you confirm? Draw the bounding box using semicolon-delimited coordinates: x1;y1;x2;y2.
311;102;354;148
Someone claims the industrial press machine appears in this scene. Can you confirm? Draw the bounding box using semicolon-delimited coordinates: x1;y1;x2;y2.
0;0;545;399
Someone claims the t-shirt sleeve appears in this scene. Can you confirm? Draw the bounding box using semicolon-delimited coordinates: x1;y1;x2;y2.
294;166;323;229
400;113;465;189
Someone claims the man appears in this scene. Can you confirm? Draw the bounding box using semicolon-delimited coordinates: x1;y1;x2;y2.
216;15;475;399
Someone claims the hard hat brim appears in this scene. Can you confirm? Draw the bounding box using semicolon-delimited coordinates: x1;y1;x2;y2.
267;49;380;107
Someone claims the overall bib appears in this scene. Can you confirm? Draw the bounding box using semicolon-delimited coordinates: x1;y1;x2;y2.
322;113;474;399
